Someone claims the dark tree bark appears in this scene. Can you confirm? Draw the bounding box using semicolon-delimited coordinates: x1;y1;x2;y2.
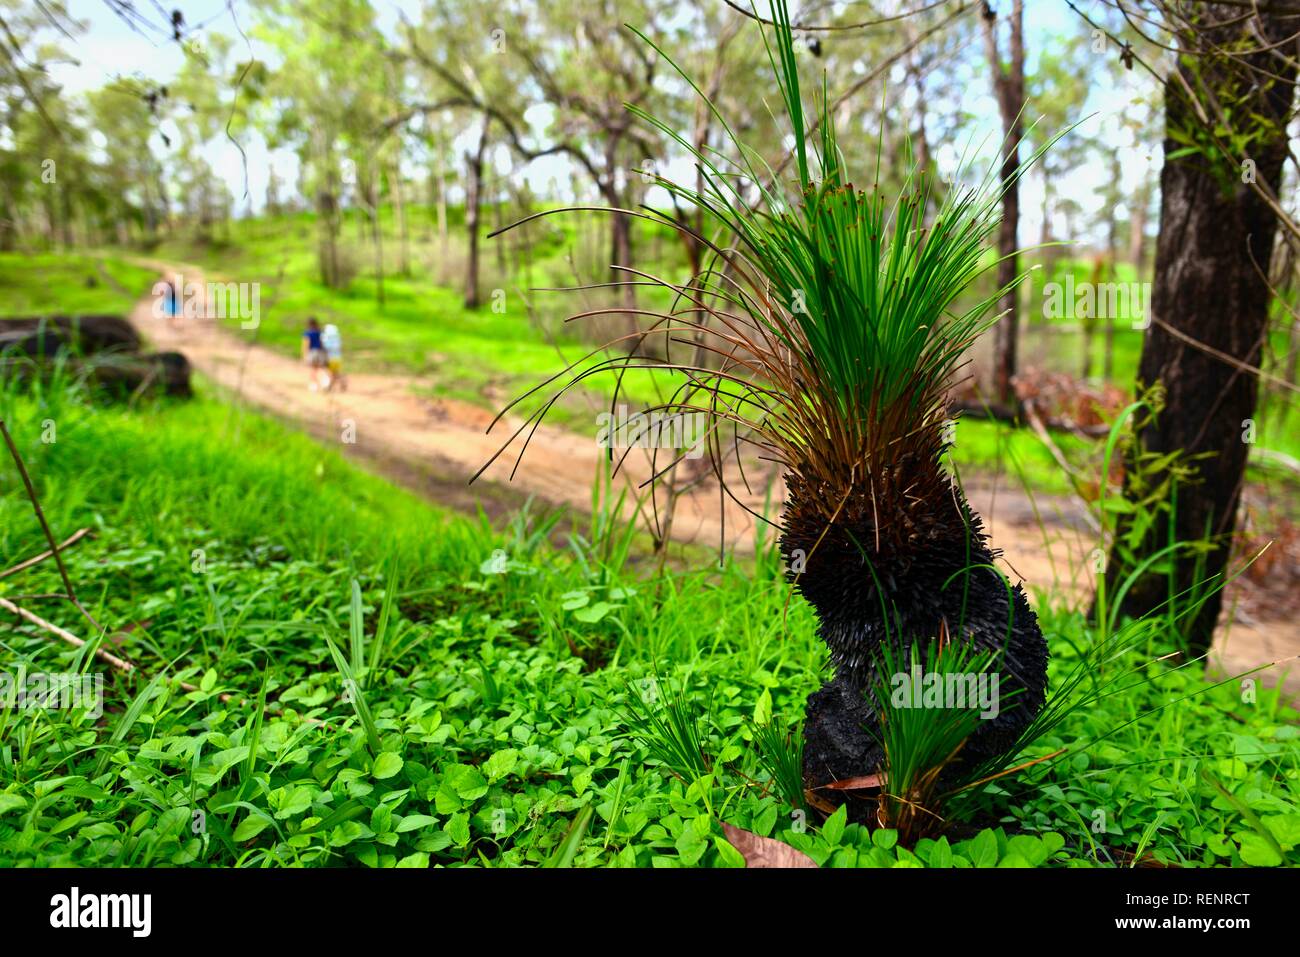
1099;3;1298;657
316;180;340;289
981;0;1025;406
463;116;490;310
314;133;342;289
600;136;638;332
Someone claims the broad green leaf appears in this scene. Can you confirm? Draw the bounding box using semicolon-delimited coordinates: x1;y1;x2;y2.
396;814;440;833
1237;832;1283;867
483;748;519;782
372;752;404;780
822;805;847;846
573;601;616;624
445;812;471;847
966;829;999;868
714;836;746;868
0;794;27;816
871;827;898;850
234;814;271;842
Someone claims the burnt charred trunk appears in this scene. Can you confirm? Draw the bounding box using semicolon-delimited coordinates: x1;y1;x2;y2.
780;456;1048;820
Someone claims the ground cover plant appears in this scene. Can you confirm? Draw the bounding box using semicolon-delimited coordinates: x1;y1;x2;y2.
0;377;1296;867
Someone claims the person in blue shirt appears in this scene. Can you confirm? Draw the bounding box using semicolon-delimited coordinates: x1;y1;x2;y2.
163;277;179;320
302;317;327;390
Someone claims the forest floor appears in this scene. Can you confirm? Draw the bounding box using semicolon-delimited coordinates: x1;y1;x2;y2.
129;261;1300;695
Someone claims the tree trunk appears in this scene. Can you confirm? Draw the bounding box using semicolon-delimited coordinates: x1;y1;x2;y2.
609;203;639;347
370;166;385;310
1103;151;1121;382
604;138;637;341
154;168;170;235
316;176;340;289
436;156;449;266
610;207;634;309
981;0;1025;406
1098;3;1297;658
392;160;410;277
0;184;16;251
464;117;489;309
59;188;75;249
488;168;506;279
1129;179;1151;272
1081;254;1101;381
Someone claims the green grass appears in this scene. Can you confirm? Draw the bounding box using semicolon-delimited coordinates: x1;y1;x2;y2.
0;377;1295;867
0;253;156;317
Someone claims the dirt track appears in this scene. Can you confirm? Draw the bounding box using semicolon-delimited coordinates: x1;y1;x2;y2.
129;264;1299;695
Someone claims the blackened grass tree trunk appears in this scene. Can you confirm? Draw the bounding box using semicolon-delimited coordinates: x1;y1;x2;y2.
1100;3;1299;659
786;425;1049;803
484;0;1053;828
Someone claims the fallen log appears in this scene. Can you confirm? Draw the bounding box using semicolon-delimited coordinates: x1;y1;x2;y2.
0;315;141;354
0;315;190;397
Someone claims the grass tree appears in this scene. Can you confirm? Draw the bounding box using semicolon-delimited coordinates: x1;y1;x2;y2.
487;0;1052;831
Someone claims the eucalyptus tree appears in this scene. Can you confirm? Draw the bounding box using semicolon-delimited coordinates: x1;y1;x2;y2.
498;0;676;325
161;32;253;240
254;0;386;288
980;0;1025;407
1096;1;1299;658
0;0;88;249
1025;30;1093;275
85;83;171;242
396;0;544;308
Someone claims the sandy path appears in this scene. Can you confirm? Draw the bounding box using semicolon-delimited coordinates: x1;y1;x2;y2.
132;265;767;551
129;265;1298;695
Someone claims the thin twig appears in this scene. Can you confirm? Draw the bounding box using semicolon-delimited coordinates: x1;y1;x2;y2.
0;527;92;580
1152;316;1300;395
0;594;333;728
0;419;77;597
0;595;135;674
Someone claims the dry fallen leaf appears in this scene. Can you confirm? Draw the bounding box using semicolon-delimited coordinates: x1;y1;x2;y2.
721;823;818;868
822;773;883;791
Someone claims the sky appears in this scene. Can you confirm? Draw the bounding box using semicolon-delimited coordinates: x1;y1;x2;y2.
47;0;1151;246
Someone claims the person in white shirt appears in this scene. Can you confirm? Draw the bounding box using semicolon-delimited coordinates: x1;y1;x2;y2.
321;323;346;392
